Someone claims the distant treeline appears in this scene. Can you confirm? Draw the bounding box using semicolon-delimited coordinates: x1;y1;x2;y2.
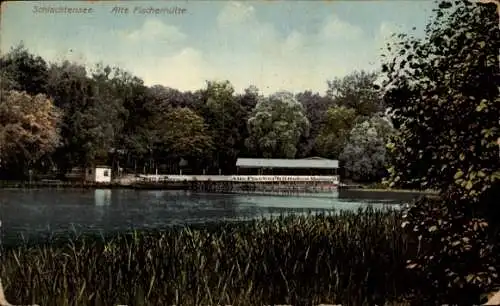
0;43;393;181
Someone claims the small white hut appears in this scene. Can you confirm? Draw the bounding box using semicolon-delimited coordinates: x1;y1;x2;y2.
85;165;112;183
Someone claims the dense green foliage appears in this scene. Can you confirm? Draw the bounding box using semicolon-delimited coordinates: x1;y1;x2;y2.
157;107;214;168
315;106;359;160
380;0;500;304
340;116;394;181
382;1;499;196
327;70;384;117
246;91;310;158
2;208;412;306
0;43;388;180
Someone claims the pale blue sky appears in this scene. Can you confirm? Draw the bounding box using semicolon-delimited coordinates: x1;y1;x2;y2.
1;1;435;94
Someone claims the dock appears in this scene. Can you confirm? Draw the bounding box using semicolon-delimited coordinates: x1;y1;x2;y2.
0;175;340;194
129;175;340;193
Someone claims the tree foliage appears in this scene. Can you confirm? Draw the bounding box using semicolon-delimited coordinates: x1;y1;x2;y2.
246;91;310;158
380;0;500;303
327;70;384;117
0;43;49;96
47;62;118;170
0;91;61;176
0;42;390;179
314;106;359;159
382;1;499;197
204;81;245;173
340;116;394;181
236;86;262;158
157;107;213;160
296;91;335;157
239;85;260;113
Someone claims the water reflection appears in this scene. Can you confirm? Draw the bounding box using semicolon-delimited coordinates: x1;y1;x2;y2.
0;189;402;245
94;189;111;206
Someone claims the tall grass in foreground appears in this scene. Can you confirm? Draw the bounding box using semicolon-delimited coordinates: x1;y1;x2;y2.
1;208;413;306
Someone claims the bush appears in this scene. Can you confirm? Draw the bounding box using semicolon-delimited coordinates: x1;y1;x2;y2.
401;196;500;305
380;0;500;304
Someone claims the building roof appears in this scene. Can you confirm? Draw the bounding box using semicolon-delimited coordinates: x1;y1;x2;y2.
236;158;338;169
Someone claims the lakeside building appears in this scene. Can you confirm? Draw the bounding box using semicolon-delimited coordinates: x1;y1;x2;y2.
84;165;112;183
235;157;339;176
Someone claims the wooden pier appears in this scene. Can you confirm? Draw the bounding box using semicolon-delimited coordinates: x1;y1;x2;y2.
131;175;340;194
0;175;340;194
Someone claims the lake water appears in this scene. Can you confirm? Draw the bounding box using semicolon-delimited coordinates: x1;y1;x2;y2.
0;189;405;245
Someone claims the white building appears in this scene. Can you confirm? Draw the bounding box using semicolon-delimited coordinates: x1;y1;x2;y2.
85;165;112;183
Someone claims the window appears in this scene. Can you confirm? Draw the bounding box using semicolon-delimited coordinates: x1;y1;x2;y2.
103;170;109;177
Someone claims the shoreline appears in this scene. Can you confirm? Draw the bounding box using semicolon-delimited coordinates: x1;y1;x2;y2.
344;187;438;194
0;181;438;202
0;181;187;190
0;180;438;194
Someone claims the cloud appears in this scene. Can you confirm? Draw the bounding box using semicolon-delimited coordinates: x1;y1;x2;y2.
215;2;279;54
282;30;305;53
202;3;374;94
122;19;186;43
3;1;407;96
376;21;402;47
369;21;404;62
133;47;215;91
319;14;364;40
217;1;256;26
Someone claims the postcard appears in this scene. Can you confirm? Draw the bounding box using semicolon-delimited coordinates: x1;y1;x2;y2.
1;1;499;305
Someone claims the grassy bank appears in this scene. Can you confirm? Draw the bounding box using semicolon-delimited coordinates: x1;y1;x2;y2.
1;208;415;306
351;188;438;194
353;182;438;194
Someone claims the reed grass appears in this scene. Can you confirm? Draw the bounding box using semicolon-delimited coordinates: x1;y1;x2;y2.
1;207;413;306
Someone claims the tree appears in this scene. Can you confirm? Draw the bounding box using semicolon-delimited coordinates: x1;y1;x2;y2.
314;106;359;159
239;85;260;113
381;0;499;197
340;116;394;181
204;80;245;173
147;85;203;111
156;107;213;167
117;76;152;168
0;69;19;92
236;85;261;158
295;91;335;157
91;64;143;172
327;70;384;117
47;61;119;172
245;91;310;158
0;43;49;96
380;0;500;303
0;90;61;178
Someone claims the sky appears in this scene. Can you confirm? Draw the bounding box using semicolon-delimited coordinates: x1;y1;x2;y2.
1;1;436;95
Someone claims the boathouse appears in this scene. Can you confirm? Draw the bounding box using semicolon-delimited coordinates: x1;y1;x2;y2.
85;165;112;183
235;157;339;176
